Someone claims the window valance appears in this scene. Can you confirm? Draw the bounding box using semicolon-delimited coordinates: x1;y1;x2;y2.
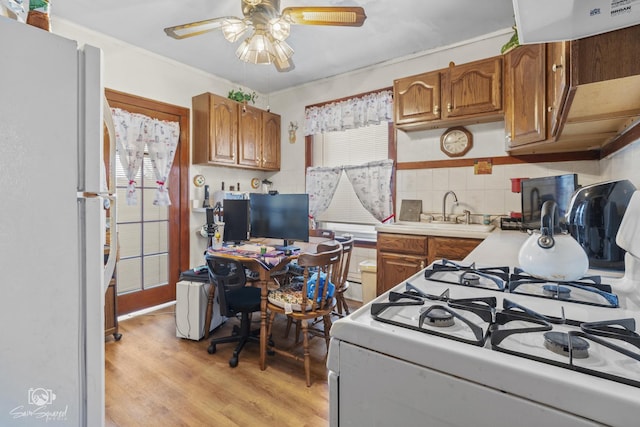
303;90;393;136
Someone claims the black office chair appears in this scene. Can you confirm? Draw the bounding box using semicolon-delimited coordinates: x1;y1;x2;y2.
205;255;261;367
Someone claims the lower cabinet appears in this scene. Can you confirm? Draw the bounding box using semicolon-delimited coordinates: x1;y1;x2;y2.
427;236;482;265
376;232;482;295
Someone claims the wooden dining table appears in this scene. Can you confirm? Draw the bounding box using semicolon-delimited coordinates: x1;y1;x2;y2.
203;237;330;370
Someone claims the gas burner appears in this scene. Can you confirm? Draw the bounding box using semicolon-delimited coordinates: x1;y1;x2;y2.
460;272;481;287
542;284;572;299
420;306;455;327
543;331;590;359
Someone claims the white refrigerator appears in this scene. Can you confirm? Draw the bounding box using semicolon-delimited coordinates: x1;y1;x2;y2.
0;17;108;426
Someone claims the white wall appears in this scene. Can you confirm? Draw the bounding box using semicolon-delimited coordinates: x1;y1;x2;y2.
52;18;640;271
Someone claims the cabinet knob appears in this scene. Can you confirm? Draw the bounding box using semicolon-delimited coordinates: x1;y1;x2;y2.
547;106;554;112
420;261;425;269
552;63;563;72
434;105;440;114
447;103;452;112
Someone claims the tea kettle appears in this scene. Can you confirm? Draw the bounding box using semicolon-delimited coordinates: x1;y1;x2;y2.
518;200;589;282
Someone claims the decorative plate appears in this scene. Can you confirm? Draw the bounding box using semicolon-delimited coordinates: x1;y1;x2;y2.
193;174;206;187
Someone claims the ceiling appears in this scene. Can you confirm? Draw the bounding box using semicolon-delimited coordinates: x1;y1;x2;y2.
52;0;516;94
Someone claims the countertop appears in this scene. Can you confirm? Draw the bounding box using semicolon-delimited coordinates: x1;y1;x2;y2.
375;221;495;240
462;228;625;279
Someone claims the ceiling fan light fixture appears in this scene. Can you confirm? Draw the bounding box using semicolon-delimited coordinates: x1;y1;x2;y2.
221;18;250;42
236;30;276;64
272;38;294;62
268;17;290;41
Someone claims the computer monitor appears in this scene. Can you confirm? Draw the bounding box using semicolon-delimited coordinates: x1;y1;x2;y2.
222;199;250;244
249;193;310;252
521;174;578;230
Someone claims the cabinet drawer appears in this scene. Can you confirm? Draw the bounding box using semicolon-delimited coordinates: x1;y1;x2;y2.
428;236;481;264
377;233;428;255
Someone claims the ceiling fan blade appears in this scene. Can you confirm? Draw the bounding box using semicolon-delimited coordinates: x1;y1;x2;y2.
164;17;237;39
281;7;366;27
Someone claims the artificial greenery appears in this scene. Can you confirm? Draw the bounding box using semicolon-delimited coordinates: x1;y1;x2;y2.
500;26;520;55
228;88;257;104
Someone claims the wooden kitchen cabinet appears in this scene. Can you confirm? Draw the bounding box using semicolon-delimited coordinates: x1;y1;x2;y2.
193;92;280;171
504;42;569;149
506;25;640;154
441;57;503;120
377;233;428;295
427;236;482;266
376;232;483;295
394;56;503;131
394;71;441;125
260;110;281;170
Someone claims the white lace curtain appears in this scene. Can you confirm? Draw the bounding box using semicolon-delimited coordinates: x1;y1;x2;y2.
305;159;395;224
306;166;343;227
110;108;180;206
344;159;394;223
304;90;393;136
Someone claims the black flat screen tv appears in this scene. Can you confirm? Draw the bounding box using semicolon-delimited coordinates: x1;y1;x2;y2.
249;193;309;251
222;199;250;244
521;174;578;230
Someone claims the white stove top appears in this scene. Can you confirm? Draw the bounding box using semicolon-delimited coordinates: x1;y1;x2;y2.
329;262;640;427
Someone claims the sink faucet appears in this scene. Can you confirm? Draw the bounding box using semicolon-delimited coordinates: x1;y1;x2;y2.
442;191;458;222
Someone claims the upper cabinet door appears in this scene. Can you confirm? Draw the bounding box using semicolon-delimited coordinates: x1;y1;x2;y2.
442;56;503;119
504;44;547;147
211;96;238;164
261;111;281;171
394;71;441;125
192;93;238;165
238;104;261;168
546;41;570;138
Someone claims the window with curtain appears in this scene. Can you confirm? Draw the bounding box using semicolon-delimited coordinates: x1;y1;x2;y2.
312;122;389;227
115;151;169;293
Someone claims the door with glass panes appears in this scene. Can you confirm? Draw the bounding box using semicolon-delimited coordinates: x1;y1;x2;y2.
105;89;189;315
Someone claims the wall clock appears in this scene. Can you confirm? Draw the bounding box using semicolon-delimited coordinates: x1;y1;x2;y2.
440;126;473;157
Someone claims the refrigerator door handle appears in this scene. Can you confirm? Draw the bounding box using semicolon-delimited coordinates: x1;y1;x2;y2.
102;95;118;291
103;193;117;290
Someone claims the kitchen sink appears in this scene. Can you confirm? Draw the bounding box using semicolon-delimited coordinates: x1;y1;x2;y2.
395;221;496;233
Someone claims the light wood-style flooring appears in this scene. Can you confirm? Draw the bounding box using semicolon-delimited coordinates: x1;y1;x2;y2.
105;302;358;426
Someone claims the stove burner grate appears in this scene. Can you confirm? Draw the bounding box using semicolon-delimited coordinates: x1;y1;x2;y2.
370;286;496;346
508;269;619;308
543;331;590;359
424;259;509;291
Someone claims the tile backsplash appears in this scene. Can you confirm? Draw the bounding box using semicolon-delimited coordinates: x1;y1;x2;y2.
396;160;603;218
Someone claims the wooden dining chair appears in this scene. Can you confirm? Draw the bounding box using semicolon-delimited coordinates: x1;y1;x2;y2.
332;236;354;317
309;228;335;240
266;243;342;386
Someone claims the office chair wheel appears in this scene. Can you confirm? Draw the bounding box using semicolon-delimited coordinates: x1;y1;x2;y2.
207;344;217;354
229;356;239;368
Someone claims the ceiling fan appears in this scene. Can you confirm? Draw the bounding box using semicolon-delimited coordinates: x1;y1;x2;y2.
164;0;366;72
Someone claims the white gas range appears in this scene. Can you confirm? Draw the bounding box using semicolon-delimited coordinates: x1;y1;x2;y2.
327;232;640;427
